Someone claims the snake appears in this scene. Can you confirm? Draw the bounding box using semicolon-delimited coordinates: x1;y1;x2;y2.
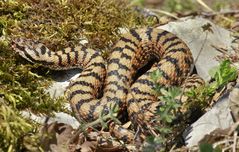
11;27;204;141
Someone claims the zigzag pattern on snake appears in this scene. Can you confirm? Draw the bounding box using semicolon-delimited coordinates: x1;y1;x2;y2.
11;27;204;129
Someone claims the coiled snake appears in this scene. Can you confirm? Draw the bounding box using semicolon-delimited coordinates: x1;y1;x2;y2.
12;27;204;141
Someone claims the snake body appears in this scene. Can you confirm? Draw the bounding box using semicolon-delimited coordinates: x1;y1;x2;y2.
12;27;202;128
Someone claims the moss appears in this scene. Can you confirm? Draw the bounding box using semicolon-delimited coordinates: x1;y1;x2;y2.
0;101;33;151
7;0;147;50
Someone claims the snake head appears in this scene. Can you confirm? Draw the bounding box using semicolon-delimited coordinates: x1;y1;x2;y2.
11;38;50;63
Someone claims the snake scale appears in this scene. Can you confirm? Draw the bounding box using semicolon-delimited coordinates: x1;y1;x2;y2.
12;27;204;138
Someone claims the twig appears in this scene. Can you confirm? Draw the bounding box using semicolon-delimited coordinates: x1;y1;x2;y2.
211;44;228;53
233;131;237;152
134;126;141;141
196;0;214;12
149;9;179;19
169;144;176;152
214;139;234;148
201;10;239;17
223;145;233;152
194;32;208;66
228;121;239;136
147;124;158;137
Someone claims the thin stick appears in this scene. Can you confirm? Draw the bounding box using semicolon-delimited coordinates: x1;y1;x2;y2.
196;0;214;12
214;139;234;148
201;10;239;17
194;32;208;66
150;9;179;19
228;121;239;136
233;131;237;152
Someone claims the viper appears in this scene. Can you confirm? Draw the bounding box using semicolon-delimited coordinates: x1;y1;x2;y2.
11;27;204;141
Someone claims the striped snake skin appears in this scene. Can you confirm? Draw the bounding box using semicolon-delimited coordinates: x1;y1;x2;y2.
11;27;204;133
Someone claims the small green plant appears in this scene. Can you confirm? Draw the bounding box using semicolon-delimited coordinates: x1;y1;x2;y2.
78;103;120;132
143;70;182;151
157;87;181;124
186;60;238;110
209;60;237;91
